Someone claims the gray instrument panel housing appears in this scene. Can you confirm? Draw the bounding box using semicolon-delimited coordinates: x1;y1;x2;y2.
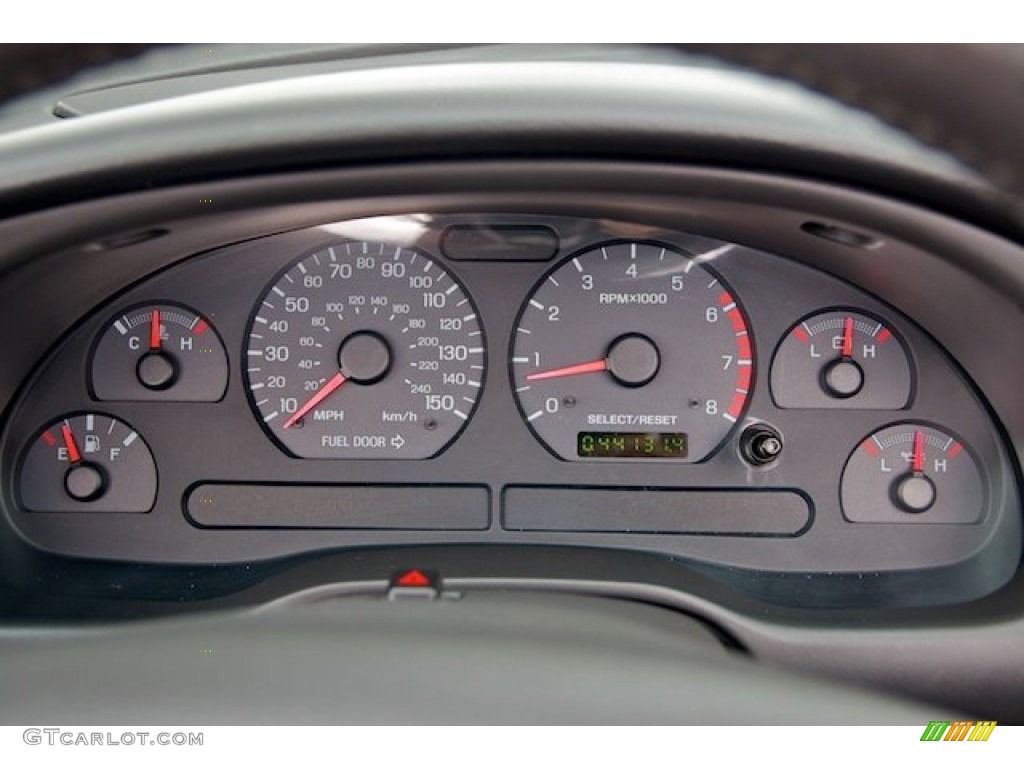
1;207;1018;607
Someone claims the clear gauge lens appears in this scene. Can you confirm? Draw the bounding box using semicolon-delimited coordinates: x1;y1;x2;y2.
18;413;157;512
91;303;228;401
841;423;983;523
511;241;753;462
771;310;912;408
246;241;485;459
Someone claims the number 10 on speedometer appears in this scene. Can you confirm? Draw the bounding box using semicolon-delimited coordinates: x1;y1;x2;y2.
246;241;485;458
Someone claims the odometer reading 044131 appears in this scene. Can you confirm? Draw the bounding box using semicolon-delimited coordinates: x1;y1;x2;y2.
512;240;753;462
578;432;688;459
246;241;485;458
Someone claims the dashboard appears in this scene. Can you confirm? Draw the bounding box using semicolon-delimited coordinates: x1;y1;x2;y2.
0;44;1023;725
2;208;1019;608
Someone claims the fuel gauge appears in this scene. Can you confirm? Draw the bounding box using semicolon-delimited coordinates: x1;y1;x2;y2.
18;413;157;513
841;423;983;524
91;303;228;401
771;309;912;409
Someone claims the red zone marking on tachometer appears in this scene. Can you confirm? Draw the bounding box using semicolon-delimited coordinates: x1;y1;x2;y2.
719;291;752;420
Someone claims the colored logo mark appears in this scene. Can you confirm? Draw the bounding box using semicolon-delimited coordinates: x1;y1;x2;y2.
920;721;997;741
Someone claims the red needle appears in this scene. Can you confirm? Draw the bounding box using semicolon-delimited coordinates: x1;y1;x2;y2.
841;316;854;359
912;430;925;474
283;371;348;429
61;423;81;464
150;309;161;351
526;358;608;382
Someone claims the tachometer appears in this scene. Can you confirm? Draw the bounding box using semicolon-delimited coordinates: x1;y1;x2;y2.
511;241;752;461
246;241;485;458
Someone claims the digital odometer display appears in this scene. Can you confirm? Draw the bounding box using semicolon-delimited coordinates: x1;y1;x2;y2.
578;432;688;459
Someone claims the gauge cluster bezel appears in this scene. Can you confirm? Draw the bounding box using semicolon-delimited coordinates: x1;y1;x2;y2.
0;205;1017;610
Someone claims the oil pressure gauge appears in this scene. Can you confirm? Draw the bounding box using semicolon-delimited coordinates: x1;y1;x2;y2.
771;309;912;409
841;423;983;524
91;303;228;401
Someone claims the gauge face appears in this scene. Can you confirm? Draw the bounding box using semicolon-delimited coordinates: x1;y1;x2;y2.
19;413;157;512
771;310;911;409
841;423;983;523
91;303;228;401
246;241;485;458
511;241;753;462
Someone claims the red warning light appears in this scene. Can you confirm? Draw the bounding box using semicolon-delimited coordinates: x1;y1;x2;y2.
395;569;432;588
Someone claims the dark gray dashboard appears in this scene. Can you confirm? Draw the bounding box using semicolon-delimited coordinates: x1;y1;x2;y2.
0;203;1019;609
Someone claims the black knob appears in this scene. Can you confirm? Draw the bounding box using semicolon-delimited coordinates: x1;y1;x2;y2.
740;424;783;466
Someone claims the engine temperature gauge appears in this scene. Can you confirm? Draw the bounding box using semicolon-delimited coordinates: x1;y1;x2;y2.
91;303;228;401
841;423;983;524
771;310;912;409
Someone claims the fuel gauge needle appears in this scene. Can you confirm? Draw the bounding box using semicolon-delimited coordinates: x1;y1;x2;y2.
61;423;82;465
283;371;348;429
526;359;608;382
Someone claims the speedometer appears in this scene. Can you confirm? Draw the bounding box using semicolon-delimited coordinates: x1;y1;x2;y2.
511;240;753;462
246;241;485;458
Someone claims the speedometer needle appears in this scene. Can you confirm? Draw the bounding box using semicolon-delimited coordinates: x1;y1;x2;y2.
283;371;348;429
526;358;608;382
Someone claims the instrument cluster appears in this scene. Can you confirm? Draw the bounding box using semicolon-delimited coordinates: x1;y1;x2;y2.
1;212;1017;607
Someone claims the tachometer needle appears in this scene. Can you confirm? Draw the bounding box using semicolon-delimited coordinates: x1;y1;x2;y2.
841;315;854;359
150;309;162;351
61;423;82;464
526;358;608;382
283;371;348;429
912;429;925;474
